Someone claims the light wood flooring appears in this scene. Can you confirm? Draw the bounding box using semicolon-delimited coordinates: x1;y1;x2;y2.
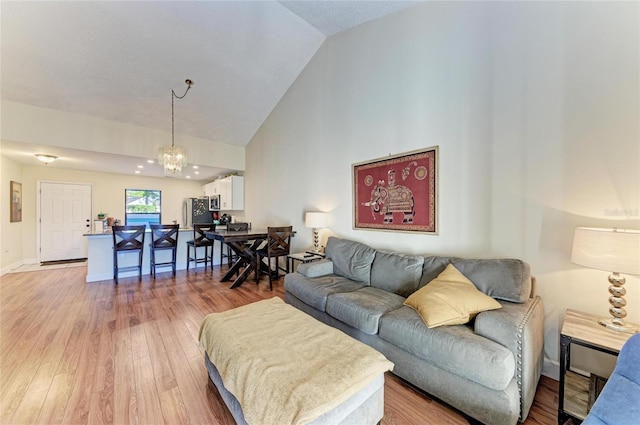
1;265;559;424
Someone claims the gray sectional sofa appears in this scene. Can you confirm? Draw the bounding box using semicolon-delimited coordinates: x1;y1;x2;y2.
284;237;544;425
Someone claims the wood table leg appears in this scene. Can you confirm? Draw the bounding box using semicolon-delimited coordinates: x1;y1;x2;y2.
229;264;256;289
220;259;245;282
222;239;264;288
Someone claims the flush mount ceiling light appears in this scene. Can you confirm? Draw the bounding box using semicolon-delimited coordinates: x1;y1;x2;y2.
158;79;193;176
35;154;57;164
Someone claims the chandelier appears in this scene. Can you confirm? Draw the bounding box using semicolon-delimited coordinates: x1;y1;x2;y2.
158;79;193;176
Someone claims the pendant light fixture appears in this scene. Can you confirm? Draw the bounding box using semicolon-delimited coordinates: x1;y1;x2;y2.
158;79;193;176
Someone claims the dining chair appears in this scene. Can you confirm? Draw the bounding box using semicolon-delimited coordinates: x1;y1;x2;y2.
112;225;146;285
149;224;179;279
255;226;293;290
186;223;215;271
221;222;250;267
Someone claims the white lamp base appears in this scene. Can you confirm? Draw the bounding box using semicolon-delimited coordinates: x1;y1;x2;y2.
598;318;640;334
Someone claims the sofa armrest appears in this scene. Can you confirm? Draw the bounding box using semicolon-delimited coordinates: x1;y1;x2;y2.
583;333;640;424
297;259;334;278
474;296;544;422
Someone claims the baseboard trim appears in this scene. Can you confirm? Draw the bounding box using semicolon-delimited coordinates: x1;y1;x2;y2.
543;358;559;381
1;260;24;276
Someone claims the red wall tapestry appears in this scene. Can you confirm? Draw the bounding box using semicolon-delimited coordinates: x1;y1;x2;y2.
353;147;438;233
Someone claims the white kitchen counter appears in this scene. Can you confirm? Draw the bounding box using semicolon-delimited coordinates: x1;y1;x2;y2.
84;228;223;283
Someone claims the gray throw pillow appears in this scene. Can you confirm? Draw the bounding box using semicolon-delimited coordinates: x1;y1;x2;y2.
325;237;376;284
297;259;334;278
451;258;532;303
418;256;455;289
370;251;424;297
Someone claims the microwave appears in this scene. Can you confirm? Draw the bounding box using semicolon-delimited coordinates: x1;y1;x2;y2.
209;195;220;211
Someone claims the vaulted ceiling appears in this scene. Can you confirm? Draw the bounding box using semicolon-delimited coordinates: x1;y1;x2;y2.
1;1;419;148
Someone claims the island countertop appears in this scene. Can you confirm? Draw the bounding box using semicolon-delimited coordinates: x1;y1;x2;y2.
84;228;222;282
83;227;195;237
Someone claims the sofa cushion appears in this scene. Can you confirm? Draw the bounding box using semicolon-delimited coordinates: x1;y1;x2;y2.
370;251;424;297
452;258;531;303
404;264;502;328
283;272;365;312
326;287;405;335
418;256;454;289
378;306;515;390
325;237;376;284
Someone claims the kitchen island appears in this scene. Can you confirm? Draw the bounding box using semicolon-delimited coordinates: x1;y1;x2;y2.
84;228;223;283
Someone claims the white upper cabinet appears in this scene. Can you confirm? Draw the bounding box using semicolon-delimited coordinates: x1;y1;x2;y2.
202;181;219;196
203;176;244;210
219;176;244;210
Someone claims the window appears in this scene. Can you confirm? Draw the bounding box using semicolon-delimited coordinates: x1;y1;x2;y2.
125;189;161;227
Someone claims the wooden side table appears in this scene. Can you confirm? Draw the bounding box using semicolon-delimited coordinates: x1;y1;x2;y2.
288;252;324;272
558;309;635;424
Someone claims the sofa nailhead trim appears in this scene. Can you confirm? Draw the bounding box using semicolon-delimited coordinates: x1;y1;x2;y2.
515;295;542;421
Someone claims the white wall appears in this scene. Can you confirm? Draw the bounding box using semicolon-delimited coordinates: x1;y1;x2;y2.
15;164;204;264
1;155;24;272
246;1;640;377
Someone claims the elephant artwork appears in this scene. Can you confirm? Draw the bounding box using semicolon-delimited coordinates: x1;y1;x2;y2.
363;168;415;224
353;147;438;233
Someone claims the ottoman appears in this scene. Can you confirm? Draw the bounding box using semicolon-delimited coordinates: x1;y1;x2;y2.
199;297;394;425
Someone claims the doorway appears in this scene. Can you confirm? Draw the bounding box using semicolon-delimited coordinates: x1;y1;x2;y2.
39;182;92;263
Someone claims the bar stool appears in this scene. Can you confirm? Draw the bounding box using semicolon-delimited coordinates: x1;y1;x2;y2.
149;224;179;278
186;223;215;271
112;225;146;285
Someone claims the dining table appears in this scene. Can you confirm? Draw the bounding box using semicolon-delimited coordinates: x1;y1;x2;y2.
205;228;283;289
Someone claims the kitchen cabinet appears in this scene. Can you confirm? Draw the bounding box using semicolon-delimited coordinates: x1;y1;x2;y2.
219;175;244;210
202;181;219;197
202;176;244;210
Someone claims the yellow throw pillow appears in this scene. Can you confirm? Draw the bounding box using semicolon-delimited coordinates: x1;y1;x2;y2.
404;263;502;328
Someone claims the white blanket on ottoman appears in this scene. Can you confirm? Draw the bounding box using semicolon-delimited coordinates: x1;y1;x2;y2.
199;297;393;425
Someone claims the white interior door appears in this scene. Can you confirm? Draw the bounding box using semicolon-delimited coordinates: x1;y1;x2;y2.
40;182;92;262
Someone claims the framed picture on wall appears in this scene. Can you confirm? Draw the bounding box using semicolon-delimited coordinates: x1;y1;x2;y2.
353;146;438;234
10;181;22;223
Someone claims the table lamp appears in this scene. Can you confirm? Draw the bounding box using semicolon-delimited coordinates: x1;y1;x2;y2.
571;227;640;333
305;212;327;253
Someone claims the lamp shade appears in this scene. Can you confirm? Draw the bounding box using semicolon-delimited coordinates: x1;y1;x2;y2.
571;227;640;275
305;212;327;229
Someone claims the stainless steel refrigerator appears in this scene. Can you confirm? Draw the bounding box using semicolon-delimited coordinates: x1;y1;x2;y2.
183;198;213;228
